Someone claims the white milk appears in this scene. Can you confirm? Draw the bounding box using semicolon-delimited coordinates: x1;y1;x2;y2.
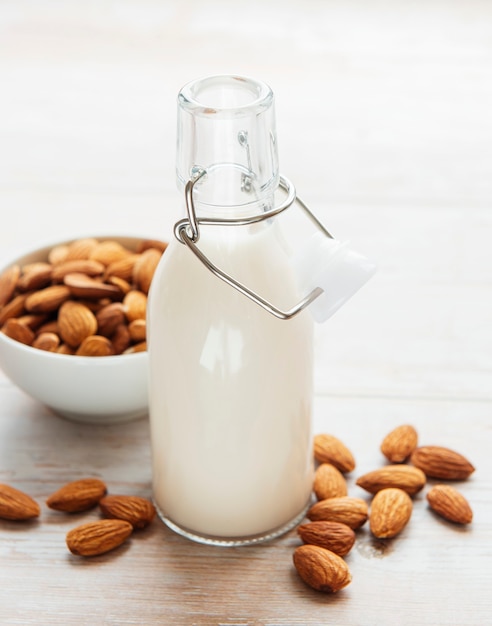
148;219;314;542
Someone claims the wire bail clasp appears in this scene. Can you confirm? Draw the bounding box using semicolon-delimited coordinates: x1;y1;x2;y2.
174;173;331;320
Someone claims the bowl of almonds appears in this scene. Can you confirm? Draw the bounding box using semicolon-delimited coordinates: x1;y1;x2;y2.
0;235;167;424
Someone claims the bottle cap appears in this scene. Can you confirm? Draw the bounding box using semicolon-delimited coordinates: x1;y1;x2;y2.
292;232;377;323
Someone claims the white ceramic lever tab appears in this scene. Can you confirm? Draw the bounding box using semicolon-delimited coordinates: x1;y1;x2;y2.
292;232;377;323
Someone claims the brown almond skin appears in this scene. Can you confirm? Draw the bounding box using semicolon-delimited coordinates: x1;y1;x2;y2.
427;484;473;524
123;290;147;322
58;301;98;348
50;259;105;282
46;478;107;512
32;331;60;352
297;521;355;556
356;465;426;496
76;335;115;357
63;273;122;300
0;294;29;326
380;424;418;463
24;284;71;313
66;519;133;557
17;262;53;292
313;434;355;473
99;495;156;529
133;247;162;294
96;302;126;337
0;264;20;307
0;483;40;521
370;487;413;539
307;496;368;529
1;318;35;345
411;446;475;480
313;463;348;500
293;545;352;593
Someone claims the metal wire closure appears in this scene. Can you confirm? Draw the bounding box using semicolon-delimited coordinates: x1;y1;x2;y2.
174;173;333;320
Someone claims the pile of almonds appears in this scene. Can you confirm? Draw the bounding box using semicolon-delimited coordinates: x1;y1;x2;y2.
0;478;156;557
0;237;167;356
292;425;475;593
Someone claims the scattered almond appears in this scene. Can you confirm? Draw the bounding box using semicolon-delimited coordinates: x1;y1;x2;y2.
293;544;352;593
426;484;473;524
313;463;347;500
66;519;133;557
411;446;475;480
297;521;355;556
380;424;418;463
0;483;40;521
46;478;107;513
307;496;368;529
313;434;355;473
99;495;156;529
356;465;426;496
369;487;413;539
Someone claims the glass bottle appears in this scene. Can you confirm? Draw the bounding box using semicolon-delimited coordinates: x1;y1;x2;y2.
147;75;315;545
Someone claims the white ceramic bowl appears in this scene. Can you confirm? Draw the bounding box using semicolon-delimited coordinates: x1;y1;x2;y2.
0;236;151;424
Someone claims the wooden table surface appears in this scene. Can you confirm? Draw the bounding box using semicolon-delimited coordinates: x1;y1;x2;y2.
1;2;491;624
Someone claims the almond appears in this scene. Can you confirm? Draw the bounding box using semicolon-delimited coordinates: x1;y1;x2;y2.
50;259;105;282
0;483;40;520
17;262;52;291
76;335;115;357
137;239;168;254
123;340;147;354
48;244;70;265
128;318;146;342
313;463;347;500
380;424;418;463
105;254;139;282
0;293;29;326
297;521;355;556
293;545;352;593
46;478;107;512
107;275;132;295
426;484;473;524
356;465;426;496
123;290;147;322
66;519;133;556
313;433;355;473
63;273;122;300
0;264;20;307
133;247;162;294
58;301;98;348
111;322;131;354
96;302;126;337
411;446;475;480
369;487;413;539
65;237;99;261
307;496;368;529
32;331;60;352
89;240;130;266
1;318;35;345
99;495;156;529
24;284;71;313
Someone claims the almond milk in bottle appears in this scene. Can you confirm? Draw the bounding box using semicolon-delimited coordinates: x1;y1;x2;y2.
149;75;325;545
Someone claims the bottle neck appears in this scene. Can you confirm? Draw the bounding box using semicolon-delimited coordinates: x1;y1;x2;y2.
187;165;276;220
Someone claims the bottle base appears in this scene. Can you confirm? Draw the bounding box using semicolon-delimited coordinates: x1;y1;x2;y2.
154;499;312;547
